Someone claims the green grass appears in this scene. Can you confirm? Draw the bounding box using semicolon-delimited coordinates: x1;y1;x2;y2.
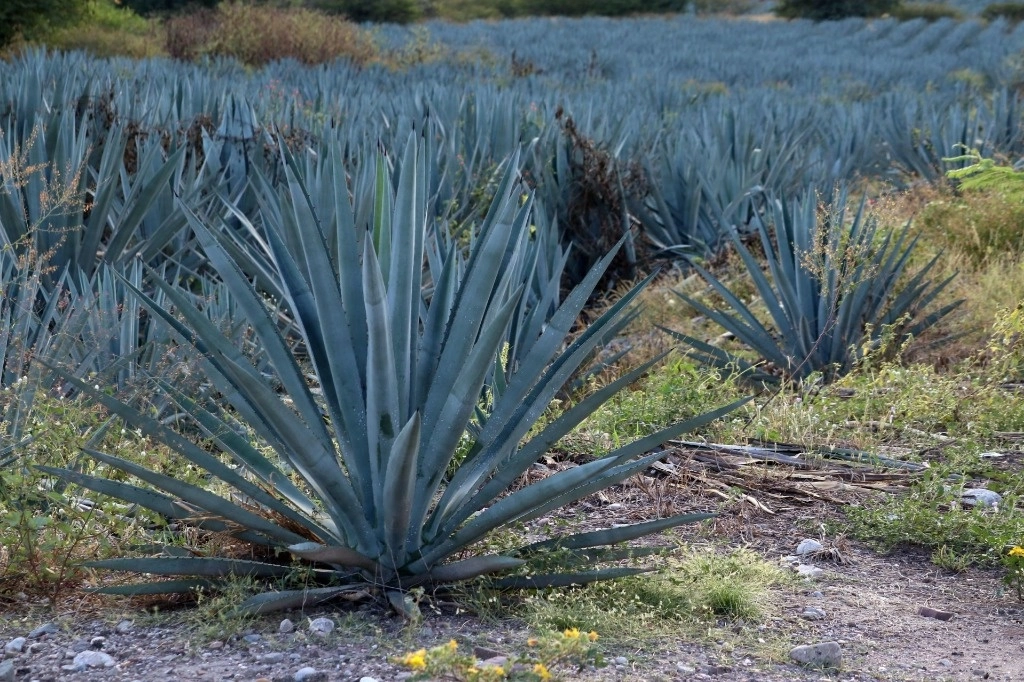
518;549;789;647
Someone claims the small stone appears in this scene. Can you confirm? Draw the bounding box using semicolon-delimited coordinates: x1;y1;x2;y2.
480;656;508;668
69;639;90;653
359;678;379;682
939;659;953;667
795;564;825;579
279;619;295;634
961;489;1001;508
4;638;26;656
115;620;134;634
71;650;116;670
395;674;413;681
0;660;13;682
796;539;823;555
472;646;502;660
261;653;285;664
800;607;826;620
90;637;106;650
810;591;824;598
208;640;224;650
28;624;58;639
243;634;262;644
972;669;990;678
294;667;327;682
918;606;954;621
606;503;623;510
676;663;696;674
307;618;334;635
790;641;841;669
614;656;629;666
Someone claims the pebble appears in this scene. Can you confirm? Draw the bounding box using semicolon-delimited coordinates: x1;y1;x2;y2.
90;636;106;649
961;488;1001;508
115;620;134;634
261;652;285;664
359;678;379;682
800;607;827;620
29;624;58;639
4;637;25;656
790;641;842;669
796;539;823;555
918;606;954;621
279;619;295;634
676;663;696;674
208;641;224;650
243;634;262;644
0;660;12;682
69;650;116;670
795;564;825;579
308;618;334;635
614;656;629;666
294;667;327;682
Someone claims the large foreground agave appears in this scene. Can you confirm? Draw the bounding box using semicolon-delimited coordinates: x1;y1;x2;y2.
44;135;744;614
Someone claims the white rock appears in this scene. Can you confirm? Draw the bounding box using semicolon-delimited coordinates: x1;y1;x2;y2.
115;620;133;635
796;539;823;555
4;637;25;656
790;641;841;669
359;678;380;682
71;650;116;669
294;667;327;682
795;564;824;579
308;617;334;635
961;488;1001;508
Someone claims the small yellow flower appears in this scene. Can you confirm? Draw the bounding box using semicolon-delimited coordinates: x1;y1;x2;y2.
491;666;505;676
527;638;539;647
446;639;459;652
587;630;599;642
401;649;427;671
563;627;581;640
533;662;552;680
1010;546;1024;557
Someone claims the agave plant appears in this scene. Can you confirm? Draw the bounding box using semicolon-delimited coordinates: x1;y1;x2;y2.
44;134;744;614
664;187;961;384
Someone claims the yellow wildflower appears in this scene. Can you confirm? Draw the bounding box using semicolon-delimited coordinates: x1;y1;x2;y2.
533;662;552;680
491;666;505;676
401;649;427;671
587;630;599;642
1010;546;1024;557
563;627;581;640
447;639;459;652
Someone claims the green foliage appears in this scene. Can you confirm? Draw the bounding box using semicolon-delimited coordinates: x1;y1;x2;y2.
0;0;89;47
692;0;757;15
891;2;964;20
43;0;161;59
981;1;1024;21
917;152;1024;266
664;187;961;385
775;0;900;20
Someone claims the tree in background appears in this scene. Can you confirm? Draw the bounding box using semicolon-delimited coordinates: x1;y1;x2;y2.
120;0;218;16
308;0;422;23
0;0;90;47
775;0;900;19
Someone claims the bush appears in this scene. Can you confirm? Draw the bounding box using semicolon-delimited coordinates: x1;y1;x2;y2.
121;0;217;16
892;2;964;20
775;0;900;20
43;1;162;59
517;0;689;17
163;3;378;66
692;0;757;15
982;2;1024;21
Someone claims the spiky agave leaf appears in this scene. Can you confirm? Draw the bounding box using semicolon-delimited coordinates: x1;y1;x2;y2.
48;133;742;612
664;185;962;384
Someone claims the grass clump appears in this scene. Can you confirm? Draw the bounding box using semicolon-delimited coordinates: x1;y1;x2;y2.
982;2;1024;22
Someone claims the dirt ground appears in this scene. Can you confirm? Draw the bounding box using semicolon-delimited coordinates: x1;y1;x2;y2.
2;451;1023;682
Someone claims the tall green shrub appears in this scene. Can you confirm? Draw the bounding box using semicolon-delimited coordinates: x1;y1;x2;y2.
775;0;900;19
0;0;89;47
309;0;422;23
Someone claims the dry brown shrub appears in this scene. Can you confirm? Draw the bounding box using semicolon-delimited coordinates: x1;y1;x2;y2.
163;3;377;67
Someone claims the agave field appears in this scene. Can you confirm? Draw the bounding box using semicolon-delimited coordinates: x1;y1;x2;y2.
0;10;1023;633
